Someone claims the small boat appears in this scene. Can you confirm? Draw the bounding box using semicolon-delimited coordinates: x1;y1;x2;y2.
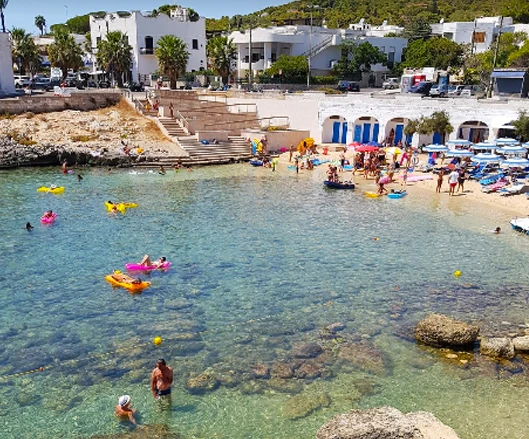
510;218;529;234
387;190;407;199
324;181;355;190
249;160;264;167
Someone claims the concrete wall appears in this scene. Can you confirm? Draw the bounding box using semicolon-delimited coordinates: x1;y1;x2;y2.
0;93;122;115
229;92;529;145
241;128;310;152
0;33;15;95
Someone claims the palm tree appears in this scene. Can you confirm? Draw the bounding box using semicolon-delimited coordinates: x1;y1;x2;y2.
155;35;189;89
11;27;40;74
47;27;84;79
35;15;46;36
0;0;9;33
96;31;132;87
207;36;236;86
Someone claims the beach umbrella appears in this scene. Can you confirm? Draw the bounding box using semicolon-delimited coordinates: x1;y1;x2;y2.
423;144;448;152
348;141;361;147
496;145;527;155
446;139;472;147
366;140;381;147
501;158;529;168
355;145;379;152
446;150;474;157
384;146;402;155
495;137;519;146
472;153;501;163
472;142;496;151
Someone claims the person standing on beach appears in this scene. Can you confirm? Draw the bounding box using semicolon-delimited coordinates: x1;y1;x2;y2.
151;359;173;399
436;170;444;193
169;102;174;118
457;169;466;193
448;169;459;196
289;144;294;162
401;168;408;186
295;157;299;174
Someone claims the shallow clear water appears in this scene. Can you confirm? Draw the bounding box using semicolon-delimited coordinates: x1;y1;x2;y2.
1;165;529;439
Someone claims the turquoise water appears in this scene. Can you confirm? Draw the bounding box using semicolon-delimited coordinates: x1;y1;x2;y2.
1;165;529;439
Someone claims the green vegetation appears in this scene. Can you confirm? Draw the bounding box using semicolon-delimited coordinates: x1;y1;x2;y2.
404;110;454;143
34;15;46;36
96;31;133;87
266;55;308;81
47;27;84;78
403;37;464;69
333;41;387;80
11;28;40;75
207;36;237;85
155;35;190;89
512;110;529;142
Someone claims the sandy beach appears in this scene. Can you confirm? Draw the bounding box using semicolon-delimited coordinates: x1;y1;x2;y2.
277;148;529;223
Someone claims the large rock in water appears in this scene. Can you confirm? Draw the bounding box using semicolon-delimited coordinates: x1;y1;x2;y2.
415;314;479;347
316;406;461;439
480;337;515;359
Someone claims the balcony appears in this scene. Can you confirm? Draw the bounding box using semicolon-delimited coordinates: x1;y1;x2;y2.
140;47;154;55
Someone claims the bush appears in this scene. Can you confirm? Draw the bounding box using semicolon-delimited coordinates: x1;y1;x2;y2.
311;76;338;85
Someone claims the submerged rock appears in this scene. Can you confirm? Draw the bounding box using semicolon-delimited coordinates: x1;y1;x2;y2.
283;392;331;420
316;406;461;439
87;423;184;438
251;364;270;379
415;314;479;348
513;336;529;352
186;371;219;394
480;337;515;359
291;342;323;359
337;342;388;375
271;362;295;379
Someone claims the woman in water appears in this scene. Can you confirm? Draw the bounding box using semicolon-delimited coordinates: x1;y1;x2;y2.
43;210;53;218
139;255;167;268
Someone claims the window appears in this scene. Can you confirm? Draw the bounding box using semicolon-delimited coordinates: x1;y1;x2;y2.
251;53;260;62
244;55;249;63
192;39;198;50
271;53;277;62
379;46;385;53
145;36;153;50
96;36;101;44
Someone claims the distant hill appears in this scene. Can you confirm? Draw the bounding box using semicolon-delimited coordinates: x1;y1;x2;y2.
206;0;529;32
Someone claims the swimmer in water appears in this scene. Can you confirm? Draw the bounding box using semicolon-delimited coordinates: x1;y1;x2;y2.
25;222;34;231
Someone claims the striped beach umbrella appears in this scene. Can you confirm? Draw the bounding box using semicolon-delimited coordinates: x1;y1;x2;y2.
423;144;449;152
472;142;496;151
446;150;474;157
496;145;527;155
472;153;501;162
446;139;472;147
495;137;519;146
501;158;529;168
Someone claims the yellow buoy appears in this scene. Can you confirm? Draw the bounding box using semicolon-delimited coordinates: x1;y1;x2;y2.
454;270;462;277
153;336;162;346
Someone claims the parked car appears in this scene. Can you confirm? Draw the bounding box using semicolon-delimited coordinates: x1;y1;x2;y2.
128;82;145;92
429;84;450;98
447;85;465;96
60;78;85;89
460;85;486;98
98;80;110;88
14;75;31;88
383;77;400;89
408;81;434;95
32;77;54;91
337;80;360;92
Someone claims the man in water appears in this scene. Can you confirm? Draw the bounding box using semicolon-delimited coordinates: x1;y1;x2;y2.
25;222;34;231
151;358;173;399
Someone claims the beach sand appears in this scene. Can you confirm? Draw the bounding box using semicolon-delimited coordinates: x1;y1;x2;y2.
277;148;528;225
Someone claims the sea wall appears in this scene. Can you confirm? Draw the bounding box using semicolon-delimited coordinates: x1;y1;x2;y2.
0;92;122;115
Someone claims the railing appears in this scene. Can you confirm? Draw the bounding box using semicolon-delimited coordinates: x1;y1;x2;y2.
299;36;333;58
134;98;145;114
260;116;290;130
198;94;228;104
202;115;290;132
227;103;257;114
176;110;190;134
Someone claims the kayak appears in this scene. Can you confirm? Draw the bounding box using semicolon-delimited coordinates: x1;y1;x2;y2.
387;191;407;199
105;202;138;214
37;186;64;194
324;181;355;190
365;191;382;198
105;274;150;293
40;213;57;224
125;262;172;271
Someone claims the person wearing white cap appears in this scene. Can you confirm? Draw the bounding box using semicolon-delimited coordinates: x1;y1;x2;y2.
114;395;136;425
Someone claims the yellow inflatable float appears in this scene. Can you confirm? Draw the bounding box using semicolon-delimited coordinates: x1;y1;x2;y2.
37;186;64;194
105;202;138;214
105;271;150;293
365;191;382;198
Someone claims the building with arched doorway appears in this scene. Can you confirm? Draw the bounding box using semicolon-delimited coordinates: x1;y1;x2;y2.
322;115;348;144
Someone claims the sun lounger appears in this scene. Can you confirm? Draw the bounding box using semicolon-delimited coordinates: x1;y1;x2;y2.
479;173;505;186
499;183;529;196
482;179;508;193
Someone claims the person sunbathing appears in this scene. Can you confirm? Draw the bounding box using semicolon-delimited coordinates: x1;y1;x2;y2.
139;255;167;268
112;272;142;285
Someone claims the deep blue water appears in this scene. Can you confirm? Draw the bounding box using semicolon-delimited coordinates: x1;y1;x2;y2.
1;165;529;439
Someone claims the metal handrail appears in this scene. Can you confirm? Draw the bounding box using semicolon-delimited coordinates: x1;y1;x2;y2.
203;115;289;131
176;110;190;133
299;36;333;58
198;94;228;104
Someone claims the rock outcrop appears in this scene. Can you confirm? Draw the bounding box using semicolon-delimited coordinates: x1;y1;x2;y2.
513;336;529;352
316;406;461;439
415;314;479;347
480;337;515;359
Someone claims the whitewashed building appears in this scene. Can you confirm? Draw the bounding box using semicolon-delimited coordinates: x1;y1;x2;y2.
90;8;207;84
0;33;15;94
229;25;407;81
431;16;515;54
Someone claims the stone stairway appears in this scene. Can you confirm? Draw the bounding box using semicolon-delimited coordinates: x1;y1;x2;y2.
158;117;188;137
176;135;252;163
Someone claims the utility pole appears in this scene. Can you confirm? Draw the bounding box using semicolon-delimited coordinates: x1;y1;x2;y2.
488;15;503;98
307;5;319;89
248;21;253;91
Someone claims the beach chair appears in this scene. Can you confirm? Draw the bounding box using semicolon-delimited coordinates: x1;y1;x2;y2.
479;173;505;186
499;183;529;196
482;179;508;193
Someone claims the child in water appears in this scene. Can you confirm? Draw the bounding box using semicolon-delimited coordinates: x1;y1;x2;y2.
114;395;136;425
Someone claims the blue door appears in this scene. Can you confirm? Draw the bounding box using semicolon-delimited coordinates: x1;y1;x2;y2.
341;122;348;144
395;124;404;144
469;128;474;142
433;132;442;144
354;125;362;142
406;134;413;146
372;123;379;142
332;122;340;143
362;123;371;144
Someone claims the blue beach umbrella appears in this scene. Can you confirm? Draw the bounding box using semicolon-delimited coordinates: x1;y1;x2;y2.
446;139;472;147
495;137;519;146
496;145;527;155
423;144;449;152
446;150;474;158
472;153;501;163
501;158;529;168
472;142;496;151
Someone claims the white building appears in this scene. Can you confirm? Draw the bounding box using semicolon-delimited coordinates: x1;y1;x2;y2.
229;25;407;81
90;8;207;84
0;33;15;94
349;19;404;37
34;34;89;69
431;16;514;53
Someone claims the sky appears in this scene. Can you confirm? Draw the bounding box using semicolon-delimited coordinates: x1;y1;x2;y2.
4;0;289;34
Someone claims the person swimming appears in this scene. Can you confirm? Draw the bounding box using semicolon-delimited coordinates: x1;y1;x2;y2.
114;395;136;425
25;222;34;231
491;227;501;234
43;210;53;218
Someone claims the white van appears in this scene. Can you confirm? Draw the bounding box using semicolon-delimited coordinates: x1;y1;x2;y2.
13;75;31;88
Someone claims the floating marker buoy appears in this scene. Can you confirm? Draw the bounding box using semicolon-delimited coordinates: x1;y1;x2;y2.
454;270;462;277
153;336;162;346
373;237;379;241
